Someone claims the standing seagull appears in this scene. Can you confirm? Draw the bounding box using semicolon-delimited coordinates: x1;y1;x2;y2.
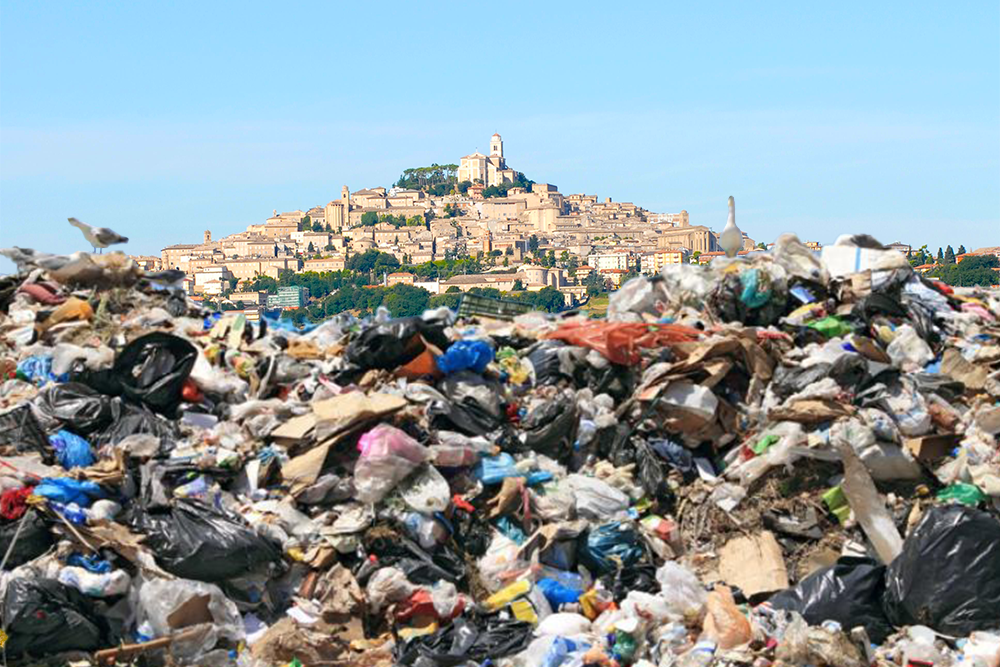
719;195;743;258
68;217;128;253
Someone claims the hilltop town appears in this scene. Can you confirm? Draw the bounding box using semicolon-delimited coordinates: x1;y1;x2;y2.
131;133;988;320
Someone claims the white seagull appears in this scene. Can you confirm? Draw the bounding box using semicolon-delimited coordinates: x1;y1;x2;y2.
719;195;744;258
68;217;128;253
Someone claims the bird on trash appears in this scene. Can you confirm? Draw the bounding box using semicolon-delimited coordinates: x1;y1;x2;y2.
719;195;744;258
68;217;128;253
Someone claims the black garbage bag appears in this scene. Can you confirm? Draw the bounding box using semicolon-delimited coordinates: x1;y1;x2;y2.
365;530;466;585
585;361;636;402
344;316;449;372
601;563;660;602
397;616;533;666
883;505;1000;636
0;511;54;570
3;577;110;656
632;439;675;506
31;382;117;435
650;438;697;482
93;399;179;447
115;332;197;414
769;557;892;643
132;499;282;582
81;332;197;415
525;341;582;387
428;372;504;436
518;393;578;463
453;508;491;557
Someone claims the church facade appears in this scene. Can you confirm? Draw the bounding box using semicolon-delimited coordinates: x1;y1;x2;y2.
457;133;518;187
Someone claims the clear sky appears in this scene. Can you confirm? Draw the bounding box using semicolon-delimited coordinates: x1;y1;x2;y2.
1;1;997;265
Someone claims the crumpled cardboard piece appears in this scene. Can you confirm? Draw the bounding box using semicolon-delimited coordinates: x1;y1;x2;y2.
768;398;854;424
312;391;407;442
941;348;988;391
718;530;790;598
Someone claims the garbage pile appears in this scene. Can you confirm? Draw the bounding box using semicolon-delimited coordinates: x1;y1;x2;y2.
0;236;999;666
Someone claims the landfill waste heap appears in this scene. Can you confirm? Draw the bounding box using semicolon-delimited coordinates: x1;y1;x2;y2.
0;235;998;667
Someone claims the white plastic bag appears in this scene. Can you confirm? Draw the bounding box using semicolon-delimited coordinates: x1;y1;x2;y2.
399;464;451;513
655;561;707;619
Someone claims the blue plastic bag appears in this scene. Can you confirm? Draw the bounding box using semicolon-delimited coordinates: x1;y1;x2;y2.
48;430;95;470
66;554;112;573
739;269;772;309
537;577;582;608
542;636;589;667
474;453;519;485
577;522;644;575
16;356;68;386
33;478;103;506
436;340;495;375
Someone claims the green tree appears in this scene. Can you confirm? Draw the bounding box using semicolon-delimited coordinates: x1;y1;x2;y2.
446;286;461;293
528;235;540;253
394;164;459;191
756;242;767;250
559;250;570;266
312;220;323;232
300;215;311;231
382;284;431;317
307;242;315;253
406;215;426;227
512;279;524;291
456;181;472;195
957;244;966;255
429;292;462;310
374;253;401;275
929;255;999;287
246;274;278;294
545;250;556;268
443;204;460;218
361;211;379;226
937;248;944;262
567;255;579;276
944;245;956;264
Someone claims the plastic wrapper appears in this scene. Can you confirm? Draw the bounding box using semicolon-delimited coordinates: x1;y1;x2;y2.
884;505;1000;636
132;499;283;582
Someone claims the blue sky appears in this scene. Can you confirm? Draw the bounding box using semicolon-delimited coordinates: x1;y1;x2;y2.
1;1;997;265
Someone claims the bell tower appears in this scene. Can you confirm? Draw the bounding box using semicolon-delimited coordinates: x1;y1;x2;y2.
490;133;503;159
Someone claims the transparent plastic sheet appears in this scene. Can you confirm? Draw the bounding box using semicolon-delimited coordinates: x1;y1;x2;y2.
133;576;243;660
